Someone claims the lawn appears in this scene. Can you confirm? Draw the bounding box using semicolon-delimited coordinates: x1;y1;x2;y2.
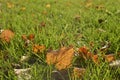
0;0;120;80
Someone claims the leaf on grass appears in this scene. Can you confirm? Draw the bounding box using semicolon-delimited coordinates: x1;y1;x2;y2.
46;47;74;70
21;34;35;47
0;29;14;42
78;46;93;60
92;54;99;64
21;34;35;41
32;44;45;53
28;34;35;41
72;67;86;79
105;54;115;62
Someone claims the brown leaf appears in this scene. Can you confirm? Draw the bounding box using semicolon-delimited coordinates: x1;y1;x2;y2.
28;34;35;41
105;54;115;62
32;44;45;53
92;54;99;64
72;67;86;79
46;47;74;70
78;46;93;60
0;29;14;42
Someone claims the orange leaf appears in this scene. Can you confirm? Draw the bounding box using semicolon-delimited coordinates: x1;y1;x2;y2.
105;54;115;62
28;34;35;41
33;44;45;53
92;54;99;64
46;47;74;70
78;46;93;59
0;29;14;42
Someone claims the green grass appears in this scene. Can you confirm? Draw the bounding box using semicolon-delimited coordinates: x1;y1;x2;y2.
0;0;120;80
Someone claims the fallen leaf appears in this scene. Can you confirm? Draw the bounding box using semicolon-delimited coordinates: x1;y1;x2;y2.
72;67;86;79
46;47;74;70
105;54;115;62
28;34;35;41
33;44;45;53
92;54;99;64
0;29;14;42
78;46;93;60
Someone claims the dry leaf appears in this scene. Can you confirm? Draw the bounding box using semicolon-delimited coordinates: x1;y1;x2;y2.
0;29;14;42
33;44;45;53
78;46;93;60
28;34;35;41
105;54;115;62
92;54;99;64
46;47;74;70
73;67;86;79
